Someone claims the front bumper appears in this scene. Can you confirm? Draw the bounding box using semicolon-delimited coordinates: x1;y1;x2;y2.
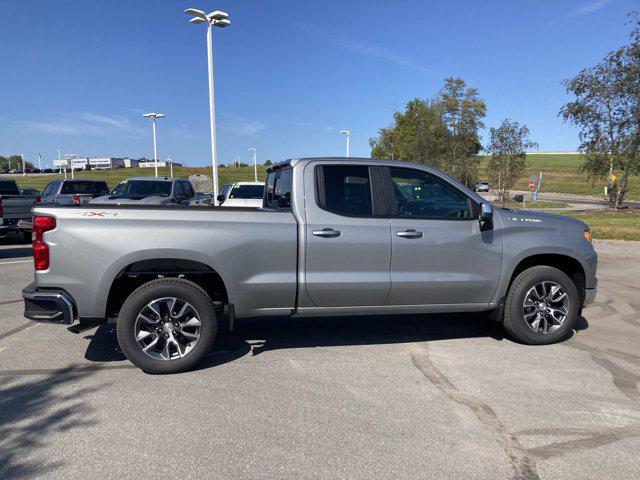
22;283;76;325
583;287;597;307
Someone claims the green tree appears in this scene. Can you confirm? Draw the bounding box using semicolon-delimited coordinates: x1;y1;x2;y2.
369;77;486;186
561;12;640;208
263;160;273;167
438;77;486;186
485;119;538;203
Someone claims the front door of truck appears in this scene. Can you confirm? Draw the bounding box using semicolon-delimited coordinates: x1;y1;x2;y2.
382;167;502;306
303;162;391;307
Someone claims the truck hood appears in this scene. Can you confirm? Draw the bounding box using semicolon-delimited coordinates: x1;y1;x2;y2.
494;207;589;232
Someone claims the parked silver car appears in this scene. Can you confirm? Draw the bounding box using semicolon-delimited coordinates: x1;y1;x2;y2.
474;181;490;192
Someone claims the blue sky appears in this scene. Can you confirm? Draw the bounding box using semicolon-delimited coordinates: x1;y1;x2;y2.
0;0;636;167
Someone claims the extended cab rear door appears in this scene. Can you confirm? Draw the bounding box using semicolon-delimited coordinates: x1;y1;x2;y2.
302;161;391;307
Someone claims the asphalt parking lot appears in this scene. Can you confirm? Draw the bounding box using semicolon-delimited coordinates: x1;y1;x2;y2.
1;235;639;479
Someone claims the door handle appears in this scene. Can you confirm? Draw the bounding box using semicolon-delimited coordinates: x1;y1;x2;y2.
312;228;341;238
396;229;423;239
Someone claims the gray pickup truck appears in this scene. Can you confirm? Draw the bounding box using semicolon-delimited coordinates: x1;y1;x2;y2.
22;157;597;374
0;178;38;242
90;177;211;206
40;179;110;205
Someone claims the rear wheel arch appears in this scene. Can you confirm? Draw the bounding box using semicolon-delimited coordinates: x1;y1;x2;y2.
105;258;229;318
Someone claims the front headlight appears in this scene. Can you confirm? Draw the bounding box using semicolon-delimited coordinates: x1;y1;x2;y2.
583;229;592;244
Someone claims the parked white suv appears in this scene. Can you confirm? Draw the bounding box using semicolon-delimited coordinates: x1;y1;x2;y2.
217;181;264;207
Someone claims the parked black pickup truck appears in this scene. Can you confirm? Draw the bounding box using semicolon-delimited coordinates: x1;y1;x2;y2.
0;178;38;242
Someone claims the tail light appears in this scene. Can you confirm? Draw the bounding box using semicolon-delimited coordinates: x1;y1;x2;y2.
36;195;41;204
33;215;56;271
72;194;80;204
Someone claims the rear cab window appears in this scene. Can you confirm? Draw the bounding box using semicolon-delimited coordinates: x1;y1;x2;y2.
0;180;21;195
264;168;293;209
61;181;107;195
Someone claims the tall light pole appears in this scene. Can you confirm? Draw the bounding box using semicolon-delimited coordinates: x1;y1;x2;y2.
142;113;165;177
185;8;231;204
19;154;26;176
57;149;62;174
249;148;257;182
340;130;350;157
167;156;173;178
65;154;77;179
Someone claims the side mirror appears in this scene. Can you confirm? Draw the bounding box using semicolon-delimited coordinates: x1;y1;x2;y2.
480;203;493;228
216;194;225;204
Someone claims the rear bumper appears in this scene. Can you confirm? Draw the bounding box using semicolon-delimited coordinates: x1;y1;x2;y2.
0;219;32;235
22;283;76;325
583;287;597;307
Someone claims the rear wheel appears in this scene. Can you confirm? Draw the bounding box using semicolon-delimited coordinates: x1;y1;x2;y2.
116;278;217;374
503;266;579;345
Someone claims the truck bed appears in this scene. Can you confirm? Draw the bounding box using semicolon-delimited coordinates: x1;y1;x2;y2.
32;203;298;318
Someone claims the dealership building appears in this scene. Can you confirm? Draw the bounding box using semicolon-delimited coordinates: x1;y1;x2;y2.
53;157;137;170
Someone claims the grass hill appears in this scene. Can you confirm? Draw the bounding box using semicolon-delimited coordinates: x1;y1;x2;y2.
10;154;638;200
478;154;639;200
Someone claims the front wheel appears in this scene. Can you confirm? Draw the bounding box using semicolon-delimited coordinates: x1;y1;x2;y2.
503;266;579;345
116;278;218;374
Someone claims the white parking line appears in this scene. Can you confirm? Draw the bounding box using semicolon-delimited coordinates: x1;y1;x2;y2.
0;260;32;265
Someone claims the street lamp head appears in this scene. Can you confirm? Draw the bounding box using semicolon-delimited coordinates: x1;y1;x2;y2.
189;17;206;24
184;8;207;19
143;113;165;119
340;130;350;135
249;148;256;153
213;19;231;27
207;10;228;20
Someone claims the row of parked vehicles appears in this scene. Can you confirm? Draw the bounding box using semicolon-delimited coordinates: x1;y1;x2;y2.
0;176;266;241
0;168;57;174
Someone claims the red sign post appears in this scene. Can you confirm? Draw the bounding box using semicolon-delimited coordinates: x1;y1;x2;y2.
529;180;535;191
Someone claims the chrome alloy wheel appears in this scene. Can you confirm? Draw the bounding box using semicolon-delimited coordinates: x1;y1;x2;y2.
522;281;569;334
134;297;202;361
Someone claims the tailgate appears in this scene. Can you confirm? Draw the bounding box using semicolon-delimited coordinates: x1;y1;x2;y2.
0;195;36;221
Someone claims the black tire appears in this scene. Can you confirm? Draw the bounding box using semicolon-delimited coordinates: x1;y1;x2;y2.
116;278;218;374
503;266;579;345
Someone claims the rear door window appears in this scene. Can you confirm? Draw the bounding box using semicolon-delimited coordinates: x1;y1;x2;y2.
316;165;373;216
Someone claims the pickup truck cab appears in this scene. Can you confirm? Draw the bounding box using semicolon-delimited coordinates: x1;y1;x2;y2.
0;178;38;242
22;157;597;373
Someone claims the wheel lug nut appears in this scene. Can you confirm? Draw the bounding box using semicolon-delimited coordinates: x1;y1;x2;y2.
174;322;180;327
173;330;177;335
164;333;170;338
156;328;162;333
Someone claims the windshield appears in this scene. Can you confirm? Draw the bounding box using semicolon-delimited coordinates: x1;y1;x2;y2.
228;184;264;199
0;181;20;195
110;180;172;199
